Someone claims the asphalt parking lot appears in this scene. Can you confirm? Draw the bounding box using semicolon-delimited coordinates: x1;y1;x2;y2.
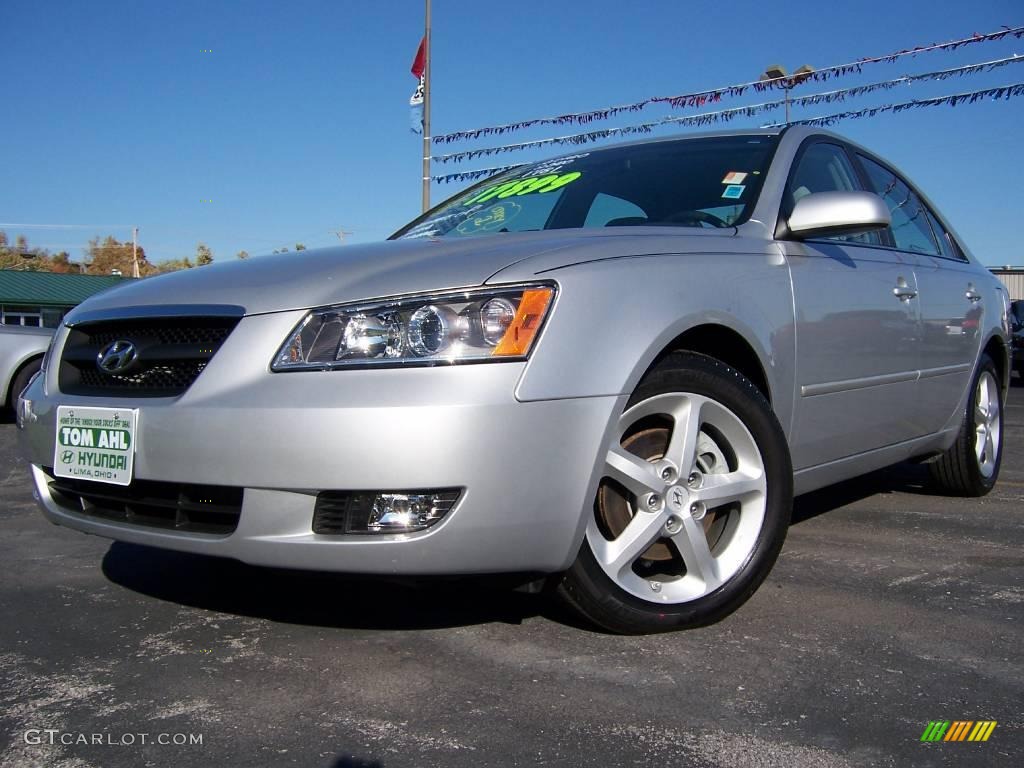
1;384;1021;768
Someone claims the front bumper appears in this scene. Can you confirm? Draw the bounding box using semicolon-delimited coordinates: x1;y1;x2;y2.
19;311;624;575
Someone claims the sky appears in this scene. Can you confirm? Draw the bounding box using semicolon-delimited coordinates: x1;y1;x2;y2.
2;0;1022;266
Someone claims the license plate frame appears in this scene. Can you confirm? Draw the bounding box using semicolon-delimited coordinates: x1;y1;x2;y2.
53;406;138;486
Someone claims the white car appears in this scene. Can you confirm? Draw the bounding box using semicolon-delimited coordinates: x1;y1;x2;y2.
1;325;52;414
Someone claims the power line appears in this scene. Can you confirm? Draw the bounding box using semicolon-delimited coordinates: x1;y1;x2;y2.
0;222;133;229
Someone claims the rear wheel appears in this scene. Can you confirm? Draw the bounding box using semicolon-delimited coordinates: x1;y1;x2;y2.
929;354;1003;496
556;352;792;634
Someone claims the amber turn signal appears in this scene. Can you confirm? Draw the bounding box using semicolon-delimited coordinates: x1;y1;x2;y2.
493;288;554;357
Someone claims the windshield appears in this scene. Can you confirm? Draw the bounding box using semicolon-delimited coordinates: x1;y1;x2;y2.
393;135;779;240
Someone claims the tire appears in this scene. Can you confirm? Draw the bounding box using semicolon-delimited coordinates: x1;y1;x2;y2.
928;354;1003;497
556;352;793;634
8;357;42;410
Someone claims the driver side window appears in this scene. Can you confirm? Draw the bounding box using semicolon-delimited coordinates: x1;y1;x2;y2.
787;143;880;245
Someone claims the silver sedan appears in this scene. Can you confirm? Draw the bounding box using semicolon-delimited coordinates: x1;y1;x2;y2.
18;126;1010;634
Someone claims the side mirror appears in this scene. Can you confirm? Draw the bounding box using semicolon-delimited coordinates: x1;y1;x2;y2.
786;191;891;240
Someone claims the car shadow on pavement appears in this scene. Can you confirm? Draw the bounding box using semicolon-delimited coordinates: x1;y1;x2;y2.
100;458;964;631
792;460;944;525
329;755;384;768
101;541;554;630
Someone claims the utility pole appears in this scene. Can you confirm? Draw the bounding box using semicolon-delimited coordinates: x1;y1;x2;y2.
421;0;432;212
132;226;140;278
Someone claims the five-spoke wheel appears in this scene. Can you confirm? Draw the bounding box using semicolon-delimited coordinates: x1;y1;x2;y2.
557;352;792;634
973;369;1001;479
930;354;1004;496
590;392;767;605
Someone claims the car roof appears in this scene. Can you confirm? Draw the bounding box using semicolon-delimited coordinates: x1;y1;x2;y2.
536;124;833;160
0;324;55;337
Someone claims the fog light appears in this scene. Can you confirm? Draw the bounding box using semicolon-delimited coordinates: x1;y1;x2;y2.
313;489;461;535
16;396;34;429
369;493;449;531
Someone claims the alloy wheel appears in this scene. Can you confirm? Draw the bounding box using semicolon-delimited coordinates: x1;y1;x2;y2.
588;392;767;604
974;370;1001;478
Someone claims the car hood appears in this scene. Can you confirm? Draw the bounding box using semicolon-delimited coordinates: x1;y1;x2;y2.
66;229;739;319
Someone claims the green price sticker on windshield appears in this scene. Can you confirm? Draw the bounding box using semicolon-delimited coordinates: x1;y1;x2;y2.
463;172;582;206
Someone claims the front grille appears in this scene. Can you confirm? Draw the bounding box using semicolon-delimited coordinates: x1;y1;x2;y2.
45;469;243;535
58;316;239;397
74;361;210;392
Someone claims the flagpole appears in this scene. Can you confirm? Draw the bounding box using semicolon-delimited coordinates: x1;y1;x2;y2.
421;0;432;212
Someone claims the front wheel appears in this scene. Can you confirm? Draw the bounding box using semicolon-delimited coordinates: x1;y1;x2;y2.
556;352;793;634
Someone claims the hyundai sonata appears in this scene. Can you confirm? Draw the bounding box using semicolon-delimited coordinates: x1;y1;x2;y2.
18;126;1011;634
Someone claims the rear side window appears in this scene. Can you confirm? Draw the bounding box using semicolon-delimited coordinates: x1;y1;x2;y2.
923;207;968;262
858;155;940;256
787;143;879;245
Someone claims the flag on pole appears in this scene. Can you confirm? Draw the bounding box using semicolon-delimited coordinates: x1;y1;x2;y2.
410;37;426;134
410;75;425;133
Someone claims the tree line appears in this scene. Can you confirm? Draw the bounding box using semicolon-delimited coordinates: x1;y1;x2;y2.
0;230;308;277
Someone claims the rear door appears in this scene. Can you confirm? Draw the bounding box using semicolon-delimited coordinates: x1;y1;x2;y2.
855;154;980;434
781;140;922;470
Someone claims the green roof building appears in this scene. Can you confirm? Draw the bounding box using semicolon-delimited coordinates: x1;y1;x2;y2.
0;270;133;328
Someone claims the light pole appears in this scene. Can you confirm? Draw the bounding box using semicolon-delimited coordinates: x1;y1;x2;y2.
132;226;140;278
421;0;432;212
760;64;814;124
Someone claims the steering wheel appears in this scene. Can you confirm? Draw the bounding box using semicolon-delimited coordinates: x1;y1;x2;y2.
663;209;730;228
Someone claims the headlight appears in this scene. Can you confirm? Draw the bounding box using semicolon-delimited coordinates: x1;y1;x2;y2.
272;283;555;370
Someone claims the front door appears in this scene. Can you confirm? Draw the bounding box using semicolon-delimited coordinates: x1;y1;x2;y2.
781;141;922;470
785;242;921;469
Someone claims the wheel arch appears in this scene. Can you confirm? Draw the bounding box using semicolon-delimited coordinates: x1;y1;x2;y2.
511;255;796;434
646;323;774;406
981;333;1010;394
4;352;44;406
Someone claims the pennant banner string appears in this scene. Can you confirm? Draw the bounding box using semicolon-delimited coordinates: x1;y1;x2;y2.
431;163;526;185
431;82;1024;183
433;25;1024;145
431;55;1024;164
768;81;1024;128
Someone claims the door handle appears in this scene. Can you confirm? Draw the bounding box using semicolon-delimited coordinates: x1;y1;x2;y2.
965;285;982;302
893;282;918;301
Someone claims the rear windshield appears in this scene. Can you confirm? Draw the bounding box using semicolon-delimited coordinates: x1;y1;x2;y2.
393;135;779;240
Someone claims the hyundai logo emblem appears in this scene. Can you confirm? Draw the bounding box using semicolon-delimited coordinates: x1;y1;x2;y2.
96;340;138;374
